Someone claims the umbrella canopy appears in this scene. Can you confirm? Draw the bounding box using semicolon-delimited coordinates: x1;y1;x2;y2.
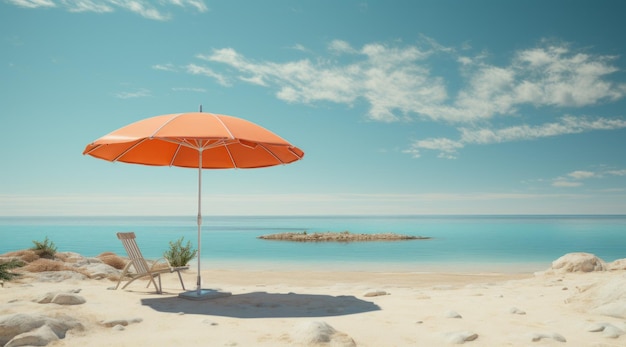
83;112;304;168
83;111;304;299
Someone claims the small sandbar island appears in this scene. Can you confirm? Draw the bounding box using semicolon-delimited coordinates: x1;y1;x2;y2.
258;231;431;242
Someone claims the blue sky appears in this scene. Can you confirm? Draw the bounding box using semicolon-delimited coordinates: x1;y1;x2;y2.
1;0;626;216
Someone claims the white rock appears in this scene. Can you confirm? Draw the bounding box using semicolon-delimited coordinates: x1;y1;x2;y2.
100;318;143;327
602;325;624;338
0;313;82;346
79;263;120;279
529;332;566;342
33;271;88;282
444;310;462;318
550;253;606;273
51;293;86;305
363;290;387;297
292;321;355;347
443;331;478;344
4;324;59;347
607;258;626;270
509;307;526;315
587;322;608;332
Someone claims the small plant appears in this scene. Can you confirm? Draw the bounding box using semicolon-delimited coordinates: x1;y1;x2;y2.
31;236;57;259
0;259;24;281
164;237;197;267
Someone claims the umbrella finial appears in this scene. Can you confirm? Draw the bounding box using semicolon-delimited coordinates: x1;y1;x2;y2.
199;104;202;112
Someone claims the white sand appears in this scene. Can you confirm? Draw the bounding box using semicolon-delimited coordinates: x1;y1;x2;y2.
2;264;626;346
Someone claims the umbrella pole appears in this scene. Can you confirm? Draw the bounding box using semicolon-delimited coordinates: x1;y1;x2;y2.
196;150;202;294
180;148;231;300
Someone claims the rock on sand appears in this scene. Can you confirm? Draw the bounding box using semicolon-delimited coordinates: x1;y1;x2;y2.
0;313;83;346
550;252;606;273
291;321;356;347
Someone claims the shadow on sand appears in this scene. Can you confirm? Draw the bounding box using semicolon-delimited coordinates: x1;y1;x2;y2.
141;291;381;318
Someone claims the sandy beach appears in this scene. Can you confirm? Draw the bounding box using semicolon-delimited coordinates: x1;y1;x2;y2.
2;252;626;346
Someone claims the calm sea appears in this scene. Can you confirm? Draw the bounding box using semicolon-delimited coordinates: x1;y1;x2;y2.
1;215;625;273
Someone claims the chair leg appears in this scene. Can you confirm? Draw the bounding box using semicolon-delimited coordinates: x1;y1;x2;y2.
176;270;186;290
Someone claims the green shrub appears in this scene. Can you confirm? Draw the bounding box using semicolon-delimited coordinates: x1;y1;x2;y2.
31;236;57;259
0;259;24;281
164;237;197;267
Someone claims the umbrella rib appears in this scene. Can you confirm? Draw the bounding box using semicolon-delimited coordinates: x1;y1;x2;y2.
170;144;183;166
212;114;235;139
83;144;101;156
224;142;238;168
150;114;182;138
112;138;148;162
288;146;304;160
257;143;287;165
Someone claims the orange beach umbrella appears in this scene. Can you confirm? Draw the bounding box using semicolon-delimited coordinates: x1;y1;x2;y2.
83;110;304;299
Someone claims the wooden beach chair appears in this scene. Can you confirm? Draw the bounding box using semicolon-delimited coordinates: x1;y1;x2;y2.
115;232;188;294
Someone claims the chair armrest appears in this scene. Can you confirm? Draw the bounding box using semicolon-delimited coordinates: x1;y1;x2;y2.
149;257;173;271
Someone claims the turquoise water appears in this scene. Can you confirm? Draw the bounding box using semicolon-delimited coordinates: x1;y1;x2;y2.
1;215;625;273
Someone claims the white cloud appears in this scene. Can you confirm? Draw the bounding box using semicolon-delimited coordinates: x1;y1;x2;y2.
408;115;626;158
190;40;625;124
607;169;626;176
553;180;583;187
171;87;207;93
114;88;151;99
514;45;622;107
291;44;309;53
198;43;442;122
60;0;113;13
152;63;177;72
459;116;626;145
184;64;229;86
6;0;208;19
107;0;169;20
568;171;595;179
542;167;626;190
404;138;464;159
328;40;356;54
6;0;55;8
161;39;626;157
167;0;208;12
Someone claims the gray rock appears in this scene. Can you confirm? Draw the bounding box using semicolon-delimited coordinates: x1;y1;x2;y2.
509;307;526;315
363;290;387;297
34;292;57;304
35;290;84;305
607;258;626;270
0;313;82;346
292;321;356;347
602;325;624;339
444;310;462;319
587;323;608;332
79;263;120;279
529;332;566;343
550;253;606;273
444;331;479;344
592;302;626;319
5;324;59;347
100;318;143;327
51;293;86;305
32;271;88;282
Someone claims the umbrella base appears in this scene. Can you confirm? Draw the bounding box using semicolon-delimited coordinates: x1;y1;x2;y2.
178;289;232;301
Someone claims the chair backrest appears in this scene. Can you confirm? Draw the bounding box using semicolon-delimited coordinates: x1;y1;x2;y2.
116;232;151;275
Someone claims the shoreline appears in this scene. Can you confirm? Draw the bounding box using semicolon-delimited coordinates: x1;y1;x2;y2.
195;258;550;274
